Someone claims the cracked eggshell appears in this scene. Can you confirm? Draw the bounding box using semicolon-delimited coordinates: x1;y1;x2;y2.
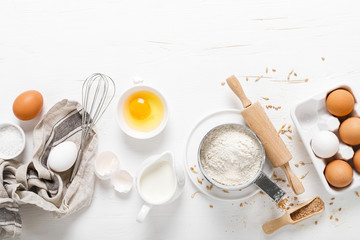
110;169;133;193
94;151;120;180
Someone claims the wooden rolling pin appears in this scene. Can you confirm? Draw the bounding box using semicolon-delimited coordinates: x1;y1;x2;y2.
226;75;304;195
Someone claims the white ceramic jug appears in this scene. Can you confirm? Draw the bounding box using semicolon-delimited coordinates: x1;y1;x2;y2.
136;151;185;222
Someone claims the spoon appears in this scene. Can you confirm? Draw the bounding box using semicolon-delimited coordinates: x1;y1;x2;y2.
262;197;325;234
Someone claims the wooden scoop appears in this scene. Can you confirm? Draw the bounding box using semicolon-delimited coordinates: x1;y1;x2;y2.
262;197;325;234
226;75;304;195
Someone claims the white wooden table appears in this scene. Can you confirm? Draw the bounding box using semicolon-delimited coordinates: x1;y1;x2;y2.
1;0;360;239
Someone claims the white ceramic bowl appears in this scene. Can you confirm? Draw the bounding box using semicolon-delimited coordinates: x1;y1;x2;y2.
116;85;168;139
0;122;26;159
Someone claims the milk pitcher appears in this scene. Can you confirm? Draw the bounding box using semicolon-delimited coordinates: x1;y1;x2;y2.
136;151;185;222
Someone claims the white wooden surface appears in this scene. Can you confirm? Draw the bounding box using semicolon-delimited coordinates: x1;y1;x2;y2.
1;0;360;239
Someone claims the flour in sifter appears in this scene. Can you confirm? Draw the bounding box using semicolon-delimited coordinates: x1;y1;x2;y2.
200;124;264;186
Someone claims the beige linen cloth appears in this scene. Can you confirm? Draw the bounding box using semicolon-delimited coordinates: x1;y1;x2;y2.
0;99;98;239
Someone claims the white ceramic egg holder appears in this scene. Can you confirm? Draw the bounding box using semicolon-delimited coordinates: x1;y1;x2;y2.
291;83;360;196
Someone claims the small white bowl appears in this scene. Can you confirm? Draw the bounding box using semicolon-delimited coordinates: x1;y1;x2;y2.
0;123;26;159
117;85;168;139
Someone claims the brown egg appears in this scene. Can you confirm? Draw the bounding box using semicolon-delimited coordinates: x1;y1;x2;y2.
324;160;353;188
326;89;354;117
339;117;360;145
353;149;360;173
13;90;43;120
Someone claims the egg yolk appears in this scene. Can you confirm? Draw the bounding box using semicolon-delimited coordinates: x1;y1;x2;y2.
129;97;151;120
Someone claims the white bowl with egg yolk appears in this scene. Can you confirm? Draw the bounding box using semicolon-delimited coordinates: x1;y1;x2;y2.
117;85;168;139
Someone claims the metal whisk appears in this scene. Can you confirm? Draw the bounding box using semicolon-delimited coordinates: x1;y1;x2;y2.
69;73;116;182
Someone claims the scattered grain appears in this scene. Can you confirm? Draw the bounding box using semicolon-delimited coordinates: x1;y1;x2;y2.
315;221;318;225
262;97;270;100
321;57;325;61
209;205;213;208
272;69;276;72
255;75;263;82
338;208;342;211
222;190;229;193
295;164;299;168
330;215;333;220
300;171;309;179
266;67;269;74
191;191;200;199
285;134;293;140
221;82;225;86
335;218;339;222
329;202;333;205
356;191;359;197
197;177;202;184
190;167;198;174
331;197;335;200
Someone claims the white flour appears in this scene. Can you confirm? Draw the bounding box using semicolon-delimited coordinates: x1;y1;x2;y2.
200;124;264;186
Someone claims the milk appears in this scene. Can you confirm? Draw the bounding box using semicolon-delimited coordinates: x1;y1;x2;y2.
139;160;175;204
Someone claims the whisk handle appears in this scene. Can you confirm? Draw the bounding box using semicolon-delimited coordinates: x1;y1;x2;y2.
69;148;83;182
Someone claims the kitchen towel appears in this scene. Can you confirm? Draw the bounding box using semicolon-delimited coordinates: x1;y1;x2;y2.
0;99;97;239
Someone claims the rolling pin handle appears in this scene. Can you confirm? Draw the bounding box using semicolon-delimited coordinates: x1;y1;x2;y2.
226;75;252;108
280;162;305;195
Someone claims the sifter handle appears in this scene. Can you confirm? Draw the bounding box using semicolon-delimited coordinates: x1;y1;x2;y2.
226;75;252;108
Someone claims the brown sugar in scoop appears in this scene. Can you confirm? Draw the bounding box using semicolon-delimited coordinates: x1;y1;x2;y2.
263;197;325;234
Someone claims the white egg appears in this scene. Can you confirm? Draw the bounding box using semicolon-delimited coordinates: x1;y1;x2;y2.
311;131;339;158
48;141;78;172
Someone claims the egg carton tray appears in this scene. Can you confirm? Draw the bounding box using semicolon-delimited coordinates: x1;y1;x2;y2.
291;82;360;196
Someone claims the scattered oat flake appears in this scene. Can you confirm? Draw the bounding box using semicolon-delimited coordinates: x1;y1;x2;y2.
222;190;229;193
190;167;198;174
331;197;335;200
262;97;270;100
356;191;359;197
321;57;325;61
339;208;342;211
221;82;225;86
197;177;202;184
246;77;249;81
259;191;265;195
329;202;333;205
272;69;276;72
335;218;339;222
330;215;333;220
294;72;298;77
209;205;213;208
295;164;299;168
240;203;243;207
273;173;278;178
266;67;268;73
210;184;213;190
315;221;318;225
294;197;298;200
